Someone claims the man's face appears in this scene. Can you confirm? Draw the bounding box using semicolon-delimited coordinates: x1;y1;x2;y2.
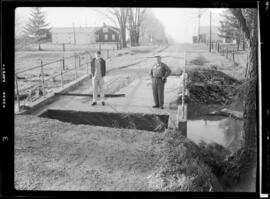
96;53;101;59
156;57;161;64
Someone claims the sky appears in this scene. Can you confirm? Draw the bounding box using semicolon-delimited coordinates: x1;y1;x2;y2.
15;7;226;43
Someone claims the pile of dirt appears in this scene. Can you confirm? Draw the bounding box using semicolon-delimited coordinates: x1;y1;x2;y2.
147;129;223;192
187;69;241;105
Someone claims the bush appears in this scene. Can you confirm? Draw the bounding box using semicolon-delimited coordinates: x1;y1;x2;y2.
147;130;223;191
198;141;231;177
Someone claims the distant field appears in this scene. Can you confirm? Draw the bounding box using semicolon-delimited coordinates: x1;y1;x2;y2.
19;42;119;51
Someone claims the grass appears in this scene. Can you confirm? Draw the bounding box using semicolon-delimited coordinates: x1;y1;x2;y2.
148;129;223;191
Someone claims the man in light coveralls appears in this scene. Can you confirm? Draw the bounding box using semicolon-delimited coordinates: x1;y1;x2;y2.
90;51;106;106
150;55;171;109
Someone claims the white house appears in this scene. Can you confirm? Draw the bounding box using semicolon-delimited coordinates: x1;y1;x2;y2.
51;27;99;44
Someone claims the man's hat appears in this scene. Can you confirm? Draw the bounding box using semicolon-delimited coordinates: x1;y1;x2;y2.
154;55;161;58
96;51;101;54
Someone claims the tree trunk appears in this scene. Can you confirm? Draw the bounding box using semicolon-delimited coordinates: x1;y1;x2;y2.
243;38;257;151
135;31;140;46
237;39;240;51
230;8;257;152
121;25;127;48
38;42;41;51
130;29;135;47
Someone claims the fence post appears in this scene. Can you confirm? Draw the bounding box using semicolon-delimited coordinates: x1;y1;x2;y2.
15;74;21;112
62;43;65;52
60;58;64;87
63;56;65;70
78;55;81;68
232;50;235;62
177;51;187;137
217;42;220;53
40;59;45;96
107;49;109;59
74;54;77;79
226;47;228;58
88;54;92;74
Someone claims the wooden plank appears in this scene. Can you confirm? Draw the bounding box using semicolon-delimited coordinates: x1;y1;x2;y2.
54;93;125;98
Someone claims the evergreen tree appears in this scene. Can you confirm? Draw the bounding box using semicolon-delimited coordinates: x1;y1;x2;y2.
218;9;246;50
24;7;51;50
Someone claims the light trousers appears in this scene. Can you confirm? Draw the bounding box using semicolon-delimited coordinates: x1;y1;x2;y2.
92;77;105;102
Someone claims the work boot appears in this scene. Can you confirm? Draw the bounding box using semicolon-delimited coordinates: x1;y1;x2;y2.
152;105;159;108
91;102;97;106
102;101;105;106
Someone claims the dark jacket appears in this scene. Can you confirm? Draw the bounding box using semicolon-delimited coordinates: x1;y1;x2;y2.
150;62;171;82
91;58;106;77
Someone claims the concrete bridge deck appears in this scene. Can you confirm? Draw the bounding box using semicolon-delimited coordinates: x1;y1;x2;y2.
31;75;180;117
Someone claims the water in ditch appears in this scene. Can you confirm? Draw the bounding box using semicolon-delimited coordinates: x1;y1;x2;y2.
187;116;243;153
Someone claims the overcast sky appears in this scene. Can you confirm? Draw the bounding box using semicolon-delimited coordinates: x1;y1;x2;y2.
16;7;226;43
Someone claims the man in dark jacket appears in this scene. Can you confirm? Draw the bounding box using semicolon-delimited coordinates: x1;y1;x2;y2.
90;51;106;106
150;55;171;109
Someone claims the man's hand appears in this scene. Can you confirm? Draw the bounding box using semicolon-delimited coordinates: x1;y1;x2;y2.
162;77;167;83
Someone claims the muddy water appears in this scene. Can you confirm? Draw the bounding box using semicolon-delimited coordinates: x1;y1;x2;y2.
187;116;257;192
187;116;243;153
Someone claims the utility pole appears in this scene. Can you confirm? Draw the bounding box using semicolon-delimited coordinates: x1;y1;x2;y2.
73;22;76;45
198;11;201;43
209;11;212;52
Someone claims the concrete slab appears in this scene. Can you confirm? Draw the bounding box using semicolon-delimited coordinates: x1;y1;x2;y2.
26;45;184;131
32;76;180;117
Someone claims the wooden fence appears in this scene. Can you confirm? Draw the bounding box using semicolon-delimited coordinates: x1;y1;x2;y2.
205;41;248;67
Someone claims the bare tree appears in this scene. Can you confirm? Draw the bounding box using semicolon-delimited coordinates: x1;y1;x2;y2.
140;10;168;45
127;8;147;46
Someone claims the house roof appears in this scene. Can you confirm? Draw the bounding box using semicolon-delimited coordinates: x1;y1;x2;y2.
51;27;99;33
95;25;120;34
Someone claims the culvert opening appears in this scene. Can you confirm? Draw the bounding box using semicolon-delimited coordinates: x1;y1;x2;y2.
39;109;169;132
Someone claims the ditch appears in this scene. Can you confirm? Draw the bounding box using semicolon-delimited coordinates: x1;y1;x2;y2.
39;109;169;132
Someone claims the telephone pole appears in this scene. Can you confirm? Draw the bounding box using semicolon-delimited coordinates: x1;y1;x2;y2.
198;11;201;43
209;11;212;52
197;9;208;44
73;22;76;45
